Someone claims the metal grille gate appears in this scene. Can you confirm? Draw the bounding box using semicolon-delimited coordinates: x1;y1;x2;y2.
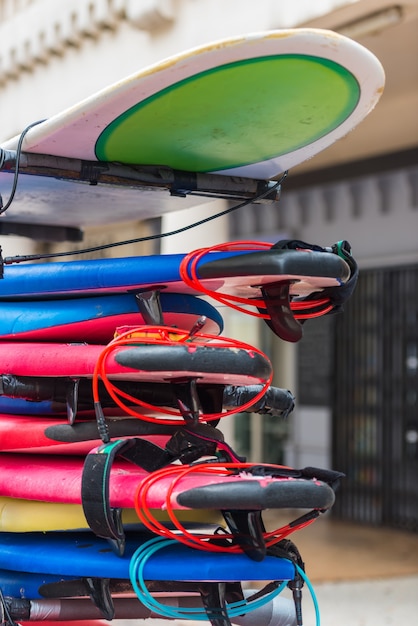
332;264;418;531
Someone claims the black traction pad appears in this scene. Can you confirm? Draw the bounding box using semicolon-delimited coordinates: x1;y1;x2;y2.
177;477;335;511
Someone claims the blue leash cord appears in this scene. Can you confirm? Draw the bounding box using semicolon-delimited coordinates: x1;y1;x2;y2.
295;563;321;626
129;536;287;620
128;536;321;623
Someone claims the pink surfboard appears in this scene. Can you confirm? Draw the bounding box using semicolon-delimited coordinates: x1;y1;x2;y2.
0;452;335;512
0;414;174;454
0;340;271;385
0;415;174;455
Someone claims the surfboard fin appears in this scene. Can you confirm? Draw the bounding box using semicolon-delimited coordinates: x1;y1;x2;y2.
135;290;164;325
198;582;232;626
171;378;202;423
260;280;303;343
66;377;80;424
222;509;266;562
85;577;114;620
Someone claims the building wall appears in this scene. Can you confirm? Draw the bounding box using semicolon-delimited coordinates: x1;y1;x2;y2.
0;0;355;137
283;165;418;469
279;166;418;267
229;156;418;466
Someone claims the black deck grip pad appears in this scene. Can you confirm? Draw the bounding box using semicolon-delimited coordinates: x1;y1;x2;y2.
177;478;335;511
115;344;271;380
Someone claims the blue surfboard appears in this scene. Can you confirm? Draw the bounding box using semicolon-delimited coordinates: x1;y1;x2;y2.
0;292;223;342
0;569;75;599
1;242;355;341
0;531;295;583
0;572;297;626
0;247;350;300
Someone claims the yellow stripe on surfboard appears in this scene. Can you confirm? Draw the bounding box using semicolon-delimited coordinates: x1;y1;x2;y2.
0;497;222;532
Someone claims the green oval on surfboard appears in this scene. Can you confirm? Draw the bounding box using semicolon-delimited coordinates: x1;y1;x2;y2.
95;55;359;172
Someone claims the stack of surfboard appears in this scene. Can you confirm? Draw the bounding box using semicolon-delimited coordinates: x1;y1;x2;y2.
0;26;384;626
0;241;352;624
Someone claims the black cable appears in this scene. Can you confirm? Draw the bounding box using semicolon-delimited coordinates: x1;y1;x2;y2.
3;171;287;265
0;119;45;216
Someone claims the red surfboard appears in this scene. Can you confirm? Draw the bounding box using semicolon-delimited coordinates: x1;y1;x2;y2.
0;339;271;384
0;451;335;512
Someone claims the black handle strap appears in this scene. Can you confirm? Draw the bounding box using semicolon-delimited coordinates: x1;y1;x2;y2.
81;426;227;555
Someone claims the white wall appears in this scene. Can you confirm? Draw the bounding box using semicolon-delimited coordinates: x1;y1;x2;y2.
0;0;355;137
279;166;418;266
